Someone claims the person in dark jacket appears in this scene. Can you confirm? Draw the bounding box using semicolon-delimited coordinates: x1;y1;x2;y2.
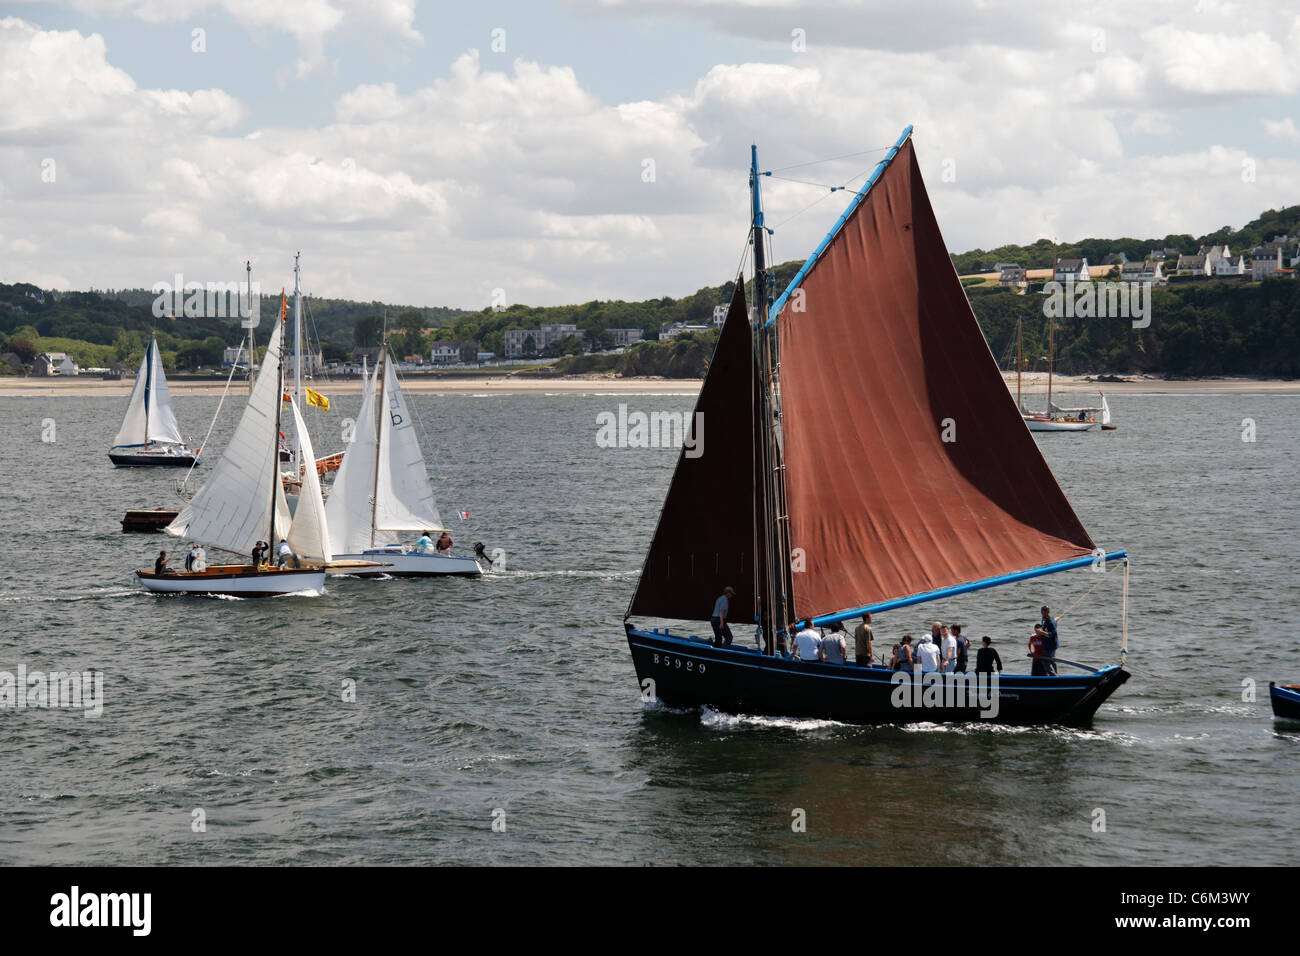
975;636;1002;675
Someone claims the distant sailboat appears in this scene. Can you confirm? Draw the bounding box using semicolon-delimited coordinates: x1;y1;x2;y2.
135;314;328;597
1019;317;1112;432
108;335;200;466
624;128;1130;726
324;345;480;577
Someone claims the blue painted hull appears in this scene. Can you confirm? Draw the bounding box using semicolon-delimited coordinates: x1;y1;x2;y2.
626;625;1129;726
1270;683;1300;721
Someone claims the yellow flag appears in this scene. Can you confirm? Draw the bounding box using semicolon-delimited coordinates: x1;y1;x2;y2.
305;386;330;411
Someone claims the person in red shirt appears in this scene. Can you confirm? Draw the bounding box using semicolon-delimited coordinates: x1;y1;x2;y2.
1029;624;1049;676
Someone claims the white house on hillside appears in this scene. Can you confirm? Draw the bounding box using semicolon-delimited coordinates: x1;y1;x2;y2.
1176;254;1211;276
1053;257;1089;282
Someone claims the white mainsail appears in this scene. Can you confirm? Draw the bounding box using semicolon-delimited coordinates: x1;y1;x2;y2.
145;339;185;445
167;321;290;555
373;356;445;533
112;337;185;447
286;396;331;562
112;350;150;448
324;361;396;555
1100;392;1112;425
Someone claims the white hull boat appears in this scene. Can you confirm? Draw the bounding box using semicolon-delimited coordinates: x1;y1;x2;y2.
143;265;335;598
324;345;480;579
329;547;480;577
135;564;325;597
1024;416;1098;432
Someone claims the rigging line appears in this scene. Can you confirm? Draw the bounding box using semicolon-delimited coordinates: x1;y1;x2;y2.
177;329;246;494
767;162;882;230
1057;567;1111;621
766;145;891;173
765;174;849;190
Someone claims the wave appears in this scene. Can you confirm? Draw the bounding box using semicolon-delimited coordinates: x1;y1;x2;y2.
699;706;848;733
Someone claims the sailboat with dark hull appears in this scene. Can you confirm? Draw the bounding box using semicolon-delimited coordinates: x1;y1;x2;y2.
624;128;1131;726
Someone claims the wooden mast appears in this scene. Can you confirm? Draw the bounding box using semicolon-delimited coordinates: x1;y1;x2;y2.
751;145;792;654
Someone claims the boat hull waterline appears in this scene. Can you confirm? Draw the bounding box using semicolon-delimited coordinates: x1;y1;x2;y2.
329;548;481;577
135;565;326;597
627;627;1130;726
1023;418;1098;433
109;448;198;467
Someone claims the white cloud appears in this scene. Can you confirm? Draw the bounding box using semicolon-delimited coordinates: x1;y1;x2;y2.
3;10;1300;309
1263;117;1300;143
8;0;421;76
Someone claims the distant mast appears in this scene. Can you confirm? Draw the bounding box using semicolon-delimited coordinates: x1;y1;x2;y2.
246;259;255;394
293;252;303;470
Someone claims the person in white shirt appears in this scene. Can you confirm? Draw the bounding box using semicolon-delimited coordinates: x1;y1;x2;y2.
276;538;298;569
793;620;823;662
940;624;958;673
821;622;848;664
915;633;941;673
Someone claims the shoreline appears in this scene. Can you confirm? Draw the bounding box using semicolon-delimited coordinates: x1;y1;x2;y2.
0;372;1297;398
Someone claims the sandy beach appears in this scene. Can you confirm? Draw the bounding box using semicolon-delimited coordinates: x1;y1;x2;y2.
0;371;1296;398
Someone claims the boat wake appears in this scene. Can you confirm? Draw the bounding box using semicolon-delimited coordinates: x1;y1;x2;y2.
699;706;848;733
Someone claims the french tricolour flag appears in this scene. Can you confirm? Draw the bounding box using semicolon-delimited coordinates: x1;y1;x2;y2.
458;511;470;520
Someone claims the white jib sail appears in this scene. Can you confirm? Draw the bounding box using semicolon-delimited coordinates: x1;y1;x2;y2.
167;321;287;555
145;337;185;445
323;361;395;555
286;396;330;563
1100;392;1112;425
111;344;151;448
374;358;445;533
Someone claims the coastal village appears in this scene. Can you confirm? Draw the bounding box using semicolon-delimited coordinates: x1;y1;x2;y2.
995;236;1300;292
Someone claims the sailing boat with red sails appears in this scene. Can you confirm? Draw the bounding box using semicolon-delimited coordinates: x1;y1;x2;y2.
624;128;1131;726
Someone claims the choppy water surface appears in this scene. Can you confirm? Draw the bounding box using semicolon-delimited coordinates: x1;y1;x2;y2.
0;388;1296;865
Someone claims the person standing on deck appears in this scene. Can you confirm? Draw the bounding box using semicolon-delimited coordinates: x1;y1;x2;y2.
710;586;735;648
436;532;454;554
854;613;875;667
975;636;1002;675
793;620;823;662
952;625;971;673
822;622;848;665
1029;625;1048;676
940;624;957;673
1040;605;1061;675
916;633;941;674
185;544;200;572
896;636;915;673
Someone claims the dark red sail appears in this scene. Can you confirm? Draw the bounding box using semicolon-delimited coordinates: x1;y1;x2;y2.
628;285;761;623
776;138;1095;620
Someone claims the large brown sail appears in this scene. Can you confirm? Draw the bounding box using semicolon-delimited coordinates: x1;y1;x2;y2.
628;285;760;623
777;137;1095;621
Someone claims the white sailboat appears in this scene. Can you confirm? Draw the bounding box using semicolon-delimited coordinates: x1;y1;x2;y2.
134;316;329;597
325;346;480;577
1019;317;1104;432
108;335;200;466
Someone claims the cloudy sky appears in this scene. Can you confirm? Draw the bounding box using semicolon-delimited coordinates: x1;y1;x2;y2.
2;1;1299;308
